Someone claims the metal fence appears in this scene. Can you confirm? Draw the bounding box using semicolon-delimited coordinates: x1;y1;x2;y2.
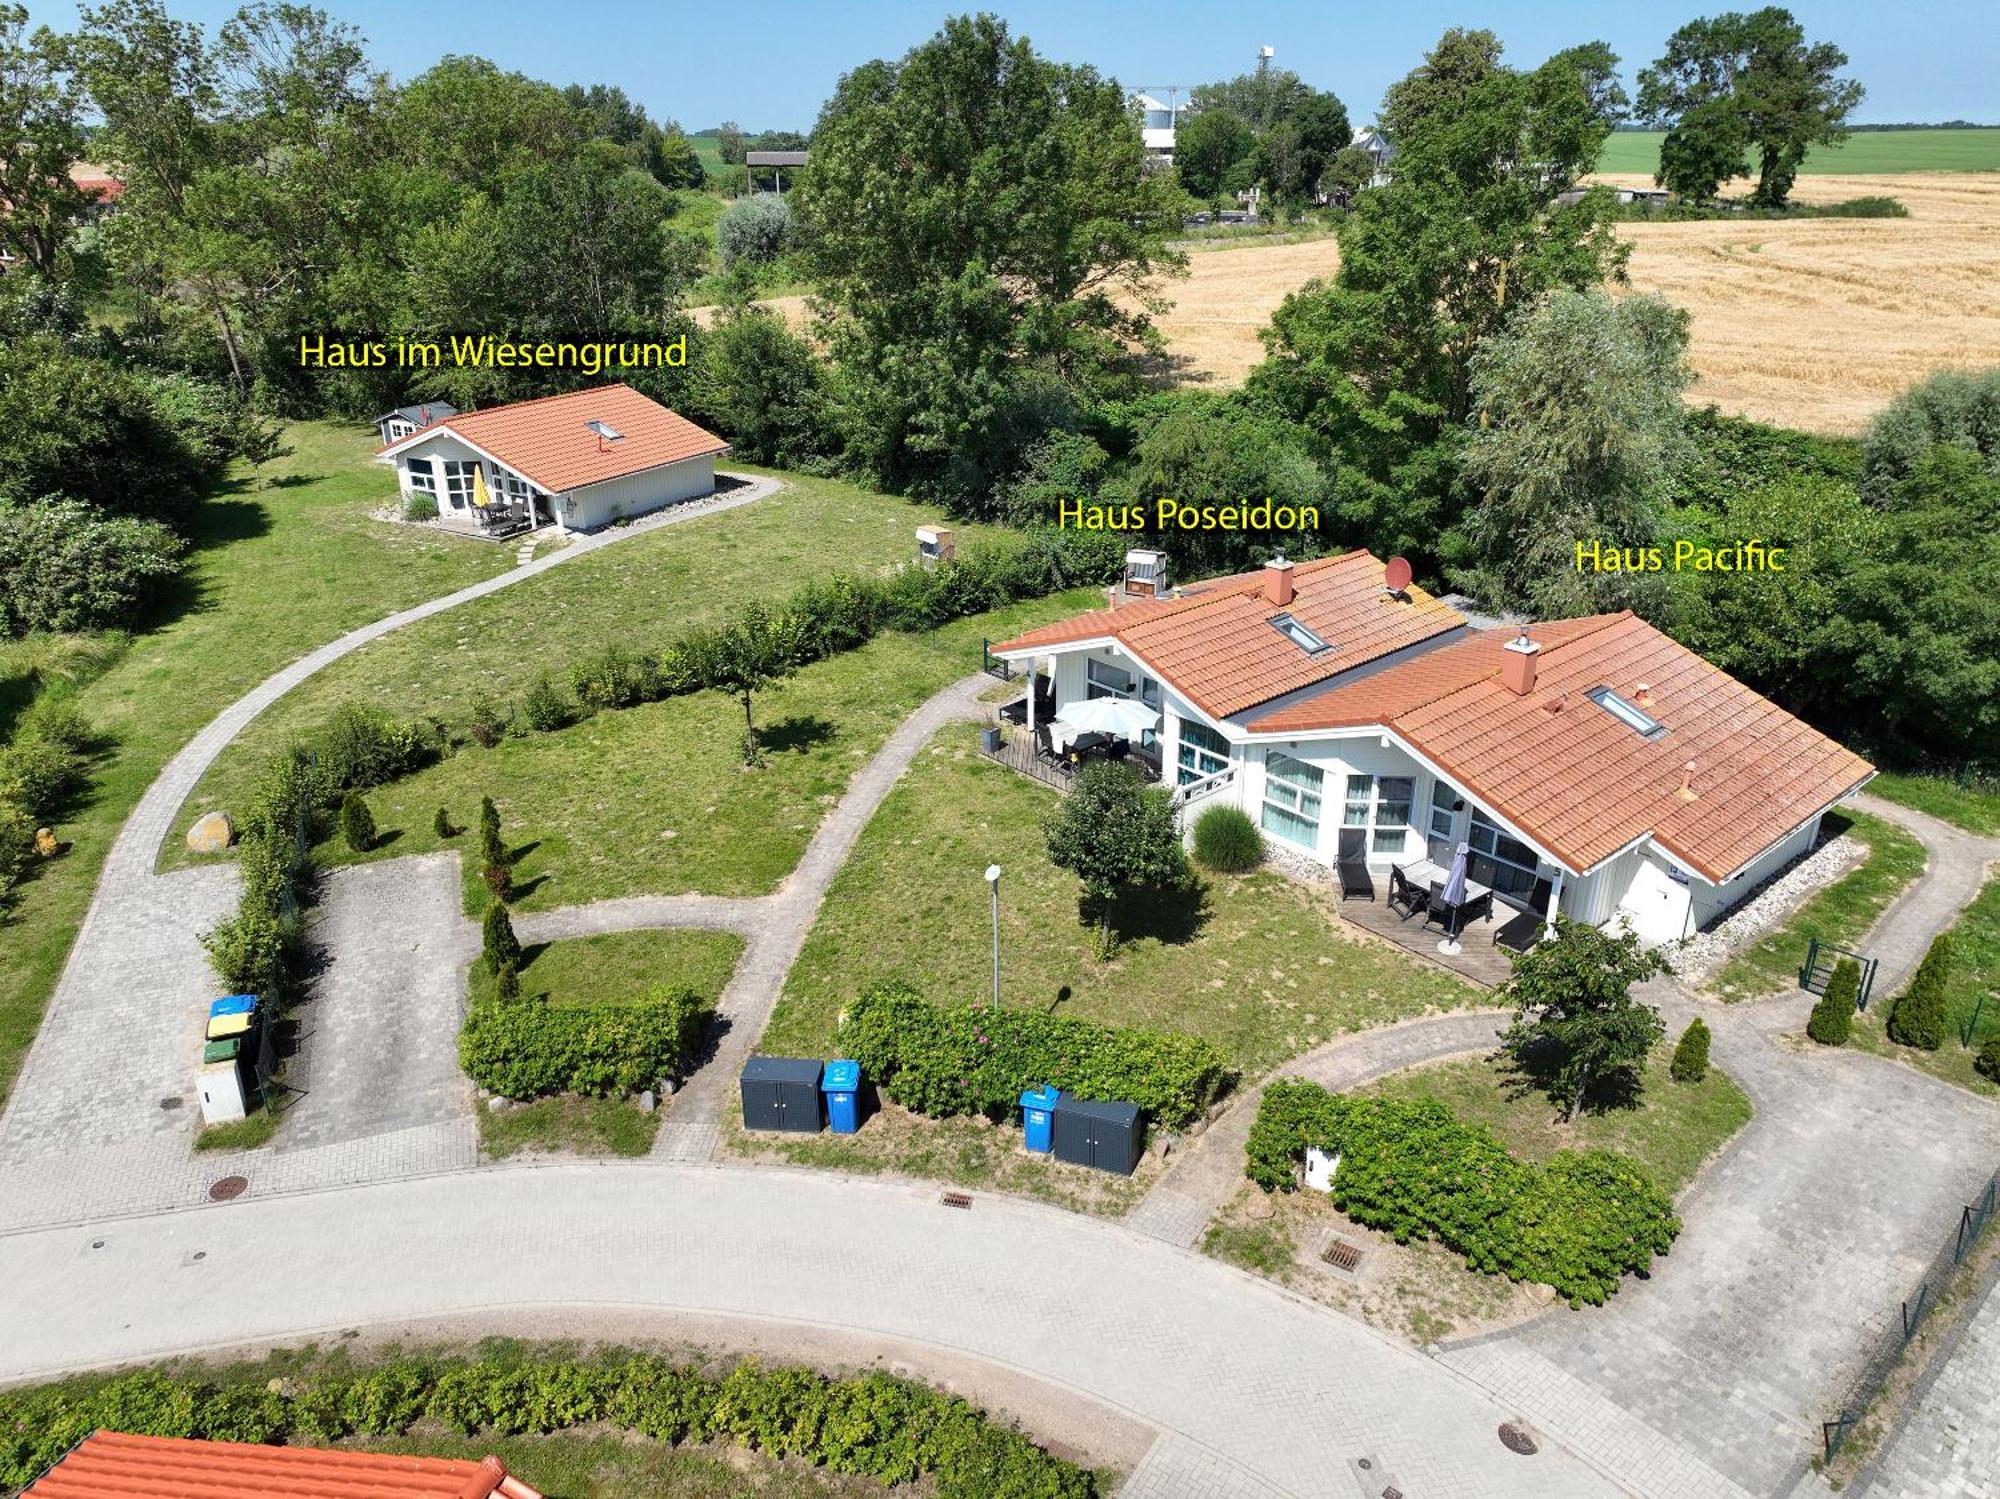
1822;1165;2000;1462
1799;936;1880;1009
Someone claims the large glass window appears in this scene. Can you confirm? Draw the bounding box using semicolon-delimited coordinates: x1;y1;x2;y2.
1373;775;1415;855
1342;773;1373;827
1176;717;1230;784
1262;752;1324;848
1428;779;1459;841
1468;809;1543;901
439;459;478;511
405;457;435;494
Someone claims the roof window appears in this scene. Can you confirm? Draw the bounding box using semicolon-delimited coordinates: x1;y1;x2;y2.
1269;612;1331;655
1587;685;1667;739
585;420;623;441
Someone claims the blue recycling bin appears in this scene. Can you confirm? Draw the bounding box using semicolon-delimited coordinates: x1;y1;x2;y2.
821;1059;862;1134
209;994;257;1019
1020;1085;1060;1153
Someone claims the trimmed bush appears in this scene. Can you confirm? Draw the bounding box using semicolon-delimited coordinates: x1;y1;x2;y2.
0;1355;1093;1497
1669;1018;1712;1081
840;981;1231;1130
338;791;375;853
479;795;505;870
1807;959;1860;1045
433;806;455;839
1191;803;1264;873
1976;1036;2000;1084
481;901;521;973
494;962;520;1002
1243;1078;1679;1305
518;673;572;732
460;984;712;1097
1888;935;1954;1051
482;860;512;902
198;741;328;997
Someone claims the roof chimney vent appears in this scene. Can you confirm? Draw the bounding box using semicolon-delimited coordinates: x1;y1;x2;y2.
1501;632;1540;696
1263;551;1295;607
1678;760;1698;800
1635;682;1653;707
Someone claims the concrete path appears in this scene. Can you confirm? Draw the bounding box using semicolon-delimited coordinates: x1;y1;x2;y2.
0;1162;1626;1499
1849;792;1998;998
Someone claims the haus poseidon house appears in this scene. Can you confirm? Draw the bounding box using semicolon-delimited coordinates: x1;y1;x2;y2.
988;551;1875;945
375;383;728;536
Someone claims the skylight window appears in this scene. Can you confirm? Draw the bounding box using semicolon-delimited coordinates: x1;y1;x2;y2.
1587;685;1667;739
586;420;623;440
1269;612;1331;655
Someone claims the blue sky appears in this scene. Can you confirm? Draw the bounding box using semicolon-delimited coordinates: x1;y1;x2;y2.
27;0;1999;131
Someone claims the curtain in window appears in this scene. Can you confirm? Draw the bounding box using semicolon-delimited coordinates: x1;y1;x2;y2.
1262;752;1324;848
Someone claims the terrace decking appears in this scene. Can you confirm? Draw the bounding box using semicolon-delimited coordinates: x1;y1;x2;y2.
1333;887;1521;988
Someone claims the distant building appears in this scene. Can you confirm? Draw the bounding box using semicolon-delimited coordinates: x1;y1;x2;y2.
744;149;808;194
1351;128;1396;187
1132;92;1180;168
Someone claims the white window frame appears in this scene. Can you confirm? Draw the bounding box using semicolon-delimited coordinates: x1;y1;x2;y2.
439;459;478;511
1372;775;1415;856
405;457;436;494
1176;716;1229;785
1469;808;1543;900
1262;751;1324;849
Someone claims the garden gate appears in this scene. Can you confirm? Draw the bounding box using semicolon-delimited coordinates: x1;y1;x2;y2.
1800;936;1879;1009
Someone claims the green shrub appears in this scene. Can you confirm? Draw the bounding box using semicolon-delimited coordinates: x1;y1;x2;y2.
1669;1018;1712;1081
0;497;186;635
1976;1036;2000;1084
1191;804;1263;873
479;795;505;869
338;791;375;853
494;962;520;1001
467;695;505;748
317;702;438;790
460;985;713;1097
0;799;36;899
518;672;573;732
717;193;793;268
481;901;521;973
0;733;85;820
569;646;662;710
433;805;455;839
1242;1078;1679;1304
840;981;1231;1130
1807;959;1860;1045
1888;935;1954;1051
482;860;512;902
18;695;92;752
200;909;287;996
402;492;438;522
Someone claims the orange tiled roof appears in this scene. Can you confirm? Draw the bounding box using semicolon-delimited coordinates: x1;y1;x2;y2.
25;1431;539;1498
1252;613;1874;881
378;383;727;493
990;551;1468;719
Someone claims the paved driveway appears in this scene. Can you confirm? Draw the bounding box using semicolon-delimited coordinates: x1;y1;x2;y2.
0;1163;1625;1499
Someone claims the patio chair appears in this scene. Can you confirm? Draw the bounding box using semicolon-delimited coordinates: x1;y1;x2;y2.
1386;866;1427;922
1033;723;1060;766
998;694;1029;726
1336;829;1374;902
1492;909;1541;955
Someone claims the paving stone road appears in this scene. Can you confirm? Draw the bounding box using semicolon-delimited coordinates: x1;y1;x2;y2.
1864;1262;2000;1498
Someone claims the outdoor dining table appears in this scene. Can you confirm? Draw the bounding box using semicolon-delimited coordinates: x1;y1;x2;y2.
1398;856;1493;904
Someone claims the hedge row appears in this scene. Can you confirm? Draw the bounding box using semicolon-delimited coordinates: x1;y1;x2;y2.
0;1356;1093;1498
1245;1079;1679;1305
459;983;713;1098
840;981;1232;1131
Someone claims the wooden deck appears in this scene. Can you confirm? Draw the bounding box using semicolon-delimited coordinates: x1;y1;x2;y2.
1332;881;1524;988
975;716;1164;793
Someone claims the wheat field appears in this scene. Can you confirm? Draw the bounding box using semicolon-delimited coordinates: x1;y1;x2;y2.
1145;172;2000;435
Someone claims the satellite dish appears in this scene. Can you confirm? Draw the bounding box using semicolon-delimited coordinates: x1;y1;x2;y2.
1384;556;1414;593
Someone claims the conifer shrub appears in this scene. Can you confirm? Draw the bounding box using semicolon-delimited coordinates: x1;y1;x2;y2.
482;861;511;902
1191;804;1264;873
467;695;505;748
433;806;455;839
1887;935;1953;1051
494;963;520;1002
481;901;521;974
1976;1036;2000;1084
338;791;375;853
518;672;573;732
1669;1017;1712;1081
479;796;505;870
1807;960;1860;1046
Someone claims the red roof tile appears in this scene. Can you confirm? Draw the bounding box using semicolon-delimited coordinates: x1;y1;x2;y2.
990;552;1468;719
26;1431;539;1499
1253;614;1874;881
377;384;727;493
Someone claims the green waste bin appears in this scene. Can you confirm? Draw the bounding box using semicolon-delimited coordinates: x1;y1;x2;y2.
202;1037;241;1066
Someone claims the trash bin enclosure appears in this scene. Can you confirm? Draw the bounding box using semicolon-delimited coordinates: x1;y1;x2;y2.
1049;1095;1143;1175
821;1059;862;1134
741;1056;825;1133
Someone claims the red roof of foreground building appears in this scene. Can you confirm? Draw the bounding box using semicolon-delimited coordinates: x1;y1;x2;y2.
376;383;727;494
989;551;1468;719
25;1431;543;1498
1250;611;1875;882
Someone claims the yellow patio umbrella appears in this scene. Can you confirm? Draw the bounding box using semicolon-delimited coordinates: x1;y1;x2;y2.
471;467;491;508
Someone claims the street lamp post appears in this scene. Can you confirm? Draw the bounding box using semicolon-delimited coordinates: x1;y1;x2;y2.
984;864;1002;1007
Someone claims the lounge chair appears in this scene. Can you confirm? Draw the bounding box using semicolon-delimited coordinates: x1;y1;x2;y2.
1387;866;1427;922
1492;909;1541;954
1336;829;1374;901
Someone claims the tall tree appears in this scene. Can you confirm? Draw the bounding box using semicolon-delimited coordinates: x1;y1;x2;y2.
1459;290;1691;618
793;13;1183;500
1377;27;1502;143
1043;762;1191;958
0;5;91;278
1499;919;1669;1121
714;118;745;163
1190;63;1309;132
1638;8;1863;206
1174;105;1255;200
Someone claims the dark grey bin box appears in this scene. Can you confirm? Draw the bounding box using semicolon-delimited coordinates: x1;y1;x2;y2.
1049;1095;1143;1175
740;1056;824;1133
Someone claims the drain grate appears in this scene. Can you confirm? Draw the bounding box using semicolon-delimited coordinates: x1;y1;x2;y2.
1321;1235;1362;1271
1498;1421;1539;1455
207;1176;249;1202
939;1190;973;1210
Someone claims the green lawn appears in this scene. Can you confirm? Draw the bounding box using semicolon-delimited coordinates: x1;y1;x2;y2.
170;468;1010;866
1869;771;2000;837
760;723;1484;1077
1597;127;2000;176
0;423;513;1113
477;1094;662;1158
1707;811;1927;1002
1360;1045;1754;1197
308;594;1097;914
506;928;745;1007
344;1432;891;1496
1849;874;2000;1098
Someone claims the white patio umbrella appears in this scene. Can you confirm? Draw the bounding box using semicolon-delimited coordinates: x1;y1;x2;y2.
1053;696;1160;741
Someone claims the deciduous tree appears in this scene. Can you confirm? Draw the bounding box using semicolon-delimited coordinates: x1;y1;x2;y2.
0;5;91;278
1499;919;1669;1121
1043;762;1190;958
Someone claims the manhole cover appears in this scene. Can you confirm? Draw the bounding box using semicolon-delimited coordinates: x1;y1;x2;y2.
1498;1422;1539;1455
158;1096;183;1111
207;1176;249;1202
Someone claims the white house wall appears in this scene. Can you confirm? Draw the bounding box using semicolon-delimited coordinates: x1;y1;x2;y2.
1688;813;1822;930
557;455;715;532
390;431;486;500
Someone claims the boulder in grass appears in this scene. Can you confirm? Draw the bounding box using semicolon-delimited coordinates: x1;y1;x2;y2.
186;811;235;853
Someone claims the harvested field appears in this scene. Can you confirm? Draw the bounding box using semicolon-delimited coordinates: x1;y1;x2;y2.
1142;172;2000;433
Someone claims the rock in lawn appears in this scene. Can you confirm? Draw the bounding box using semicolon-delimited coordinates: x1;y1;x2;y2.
659;1076;678;1096
33;827;58;857
639;1090;657;1114
186;811;235;853
485;1095;510;1113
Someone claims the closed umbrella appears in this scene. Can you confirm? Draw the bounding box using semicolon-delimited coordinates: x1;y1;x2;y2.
1437;841;1471;953
1054;696;1160;744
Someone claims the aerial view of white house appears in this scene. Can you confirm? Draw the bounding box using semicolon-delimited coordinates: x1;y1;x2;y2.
375;383;729;536
989;549;1876;946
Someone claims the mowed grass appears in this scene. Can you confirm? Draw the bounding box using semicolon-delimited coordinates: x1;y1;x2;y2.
761;723;1483;1077
0;423;512;1113
1596;128;2000;176
1708;811;1927;1002
1869;771;2000;837
1360;1045;1754;1197
342;1432;893;1496
1849;874;2000;1098
170;468;1010;865
503;929;745;1008
312;593;1100;912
